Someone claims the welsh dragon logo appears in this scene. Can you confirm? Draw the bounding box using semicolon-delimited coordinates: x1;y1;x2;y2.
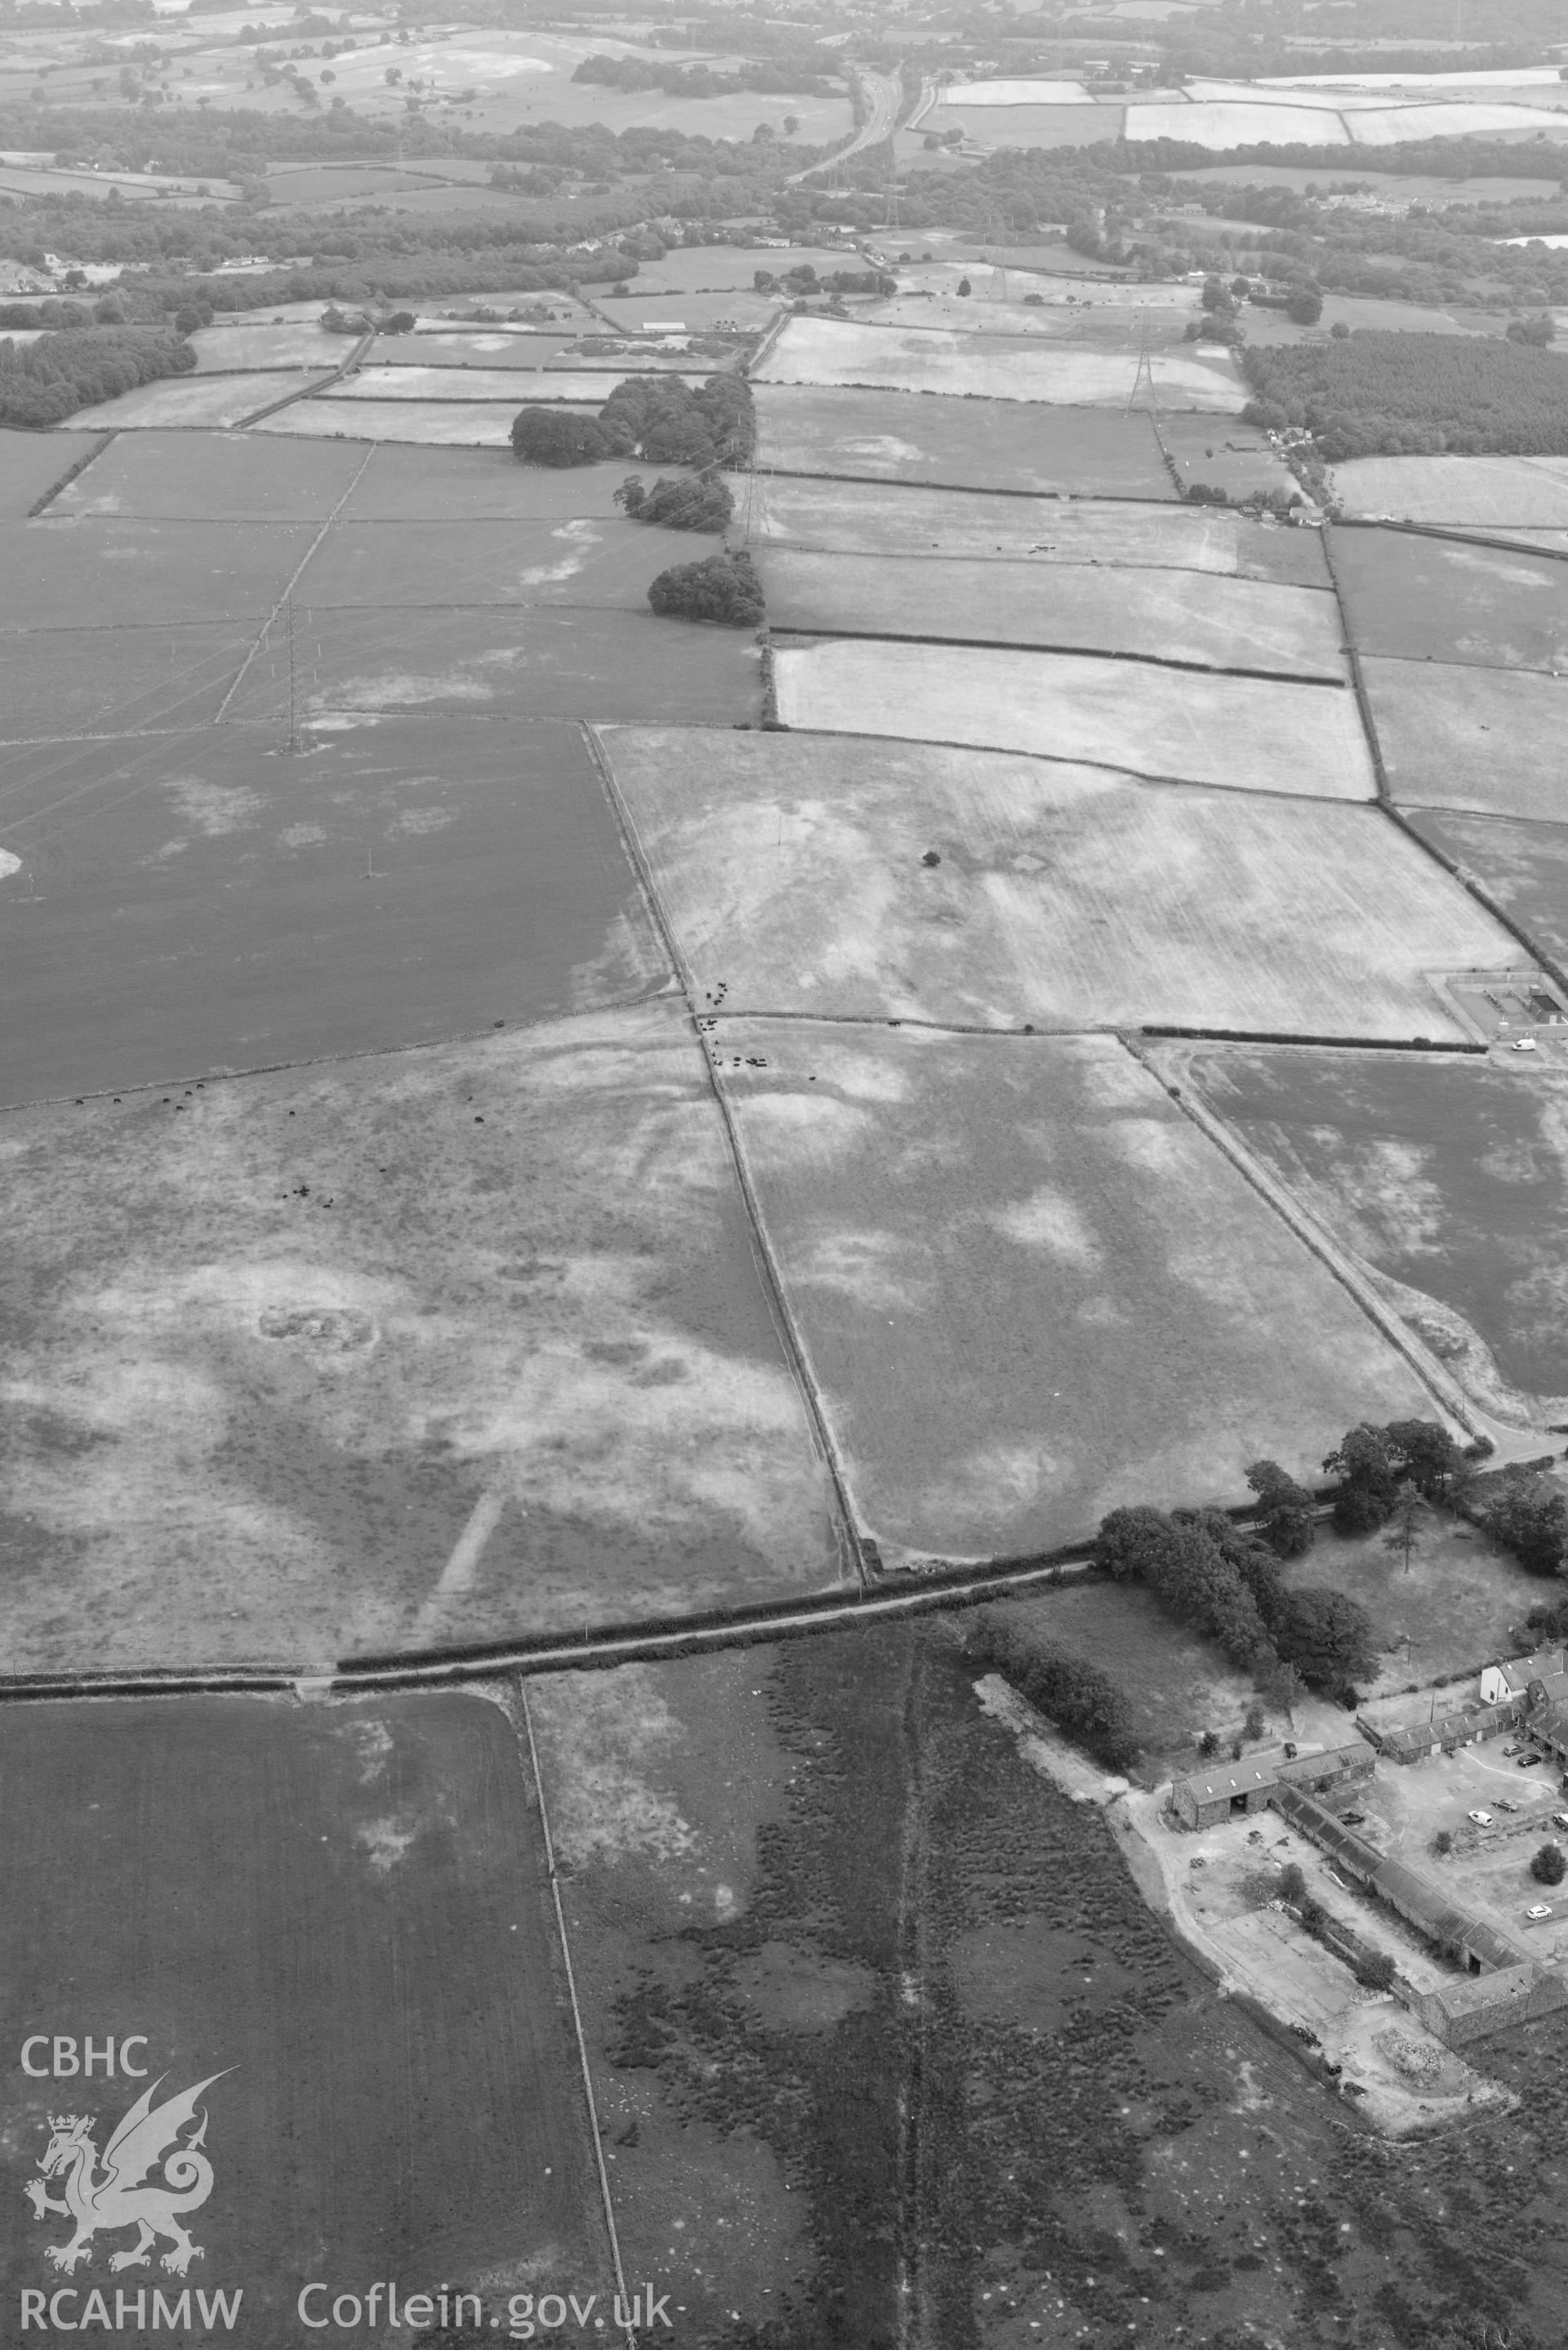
24;2073;229;2277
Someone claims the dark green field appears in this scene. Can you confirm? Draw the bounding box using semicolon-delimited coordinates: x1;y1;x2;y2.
0;1692;613;2332
0;718;664;1103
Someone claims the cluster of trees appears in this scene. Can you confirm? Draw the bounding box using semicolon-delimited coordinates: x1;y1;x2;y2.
1320;1419;1469;1534
1241;332;1568;459
1094;1490;1379;1700
572;52;835;98
1482;1472;1567;1579
647;548;762;627
614;470;733;531
965;1615;1142;1775
511;374;755;472
0;319;193;426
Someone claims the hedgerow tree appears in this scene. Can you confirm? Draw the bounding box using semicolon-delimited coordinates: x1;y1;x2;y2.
598;372;755;466
1094;1501;1377;1693
967;1616;1141;1775
647;549;763;626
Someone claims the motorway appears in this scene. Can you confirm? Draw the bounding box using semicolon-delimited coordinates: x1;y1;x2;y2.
789;68;902;181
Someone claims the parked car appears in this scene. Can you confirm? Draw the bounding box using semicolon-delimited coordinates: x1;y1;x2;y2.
1520;1757;1539;1769
1503;1744;1519;1757
1342;1811;1365;1826
1468;1809;1494;1826
1496;1798;1519;1813
1553;1813;1568;1831
1512;1037;1539;1052
1526;1904;1555;1921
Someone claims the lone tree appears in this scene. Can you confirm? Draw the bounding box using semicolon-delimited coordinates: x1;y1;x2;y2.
1286;285;1324;324
1530;1842;1566;1886
510;407;612;466
647;549;763;627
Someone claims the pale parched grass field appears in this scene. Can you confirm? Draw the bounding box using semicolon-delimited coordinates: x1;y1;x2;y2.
756;550;1347;677
753;384;1174;495
187;322;347;374
252;399;515;446
600;726;1508;1038
712;1025;1440;1563
1330;453;1568;525
747;478;1327;582
1365;658;1568;818
0;1001;844;1674
770;639;1377;796
755;315;1247;411
62;371;332;430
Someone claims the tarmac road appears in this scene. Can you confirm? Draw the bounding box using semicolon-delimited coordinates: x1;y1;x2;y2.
789;69;902;182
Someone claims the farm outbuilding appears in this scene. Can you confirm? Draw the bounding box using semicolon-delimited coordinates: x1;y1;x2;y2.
1172;1759;1277;1829
1170;1741;1370;1829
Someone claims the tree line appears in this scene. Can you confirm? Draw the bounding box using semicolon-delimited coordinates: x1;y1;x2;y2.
0;319;193;426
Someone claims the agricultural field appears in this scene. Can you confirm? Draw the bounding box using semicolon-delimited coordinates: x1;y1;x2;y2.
755;316;1247;411
367;331;577;369
284;514;696;610
925;99;1125;147
770;640;1376;796
590;290;781;332
0;514;317;629
187;321;348;375
339;442;666;522
1157;414;1303;502
0;1691;617;2330
601;727;1508;1038
61;371;332;431
0;625;253;742
744;476;1333;583
756;550;1346;676
753;384;1176;496
1330;453;1568;525
530;1623;1568;2346
710;1023;1438;1561
0;717;667;1100
1333;527;1568;672
253;399;515;445
1129;98;1352;145
47;428;368;521
1406;806;1568;976
325;367;651;404
1361;658;1568;818
0;426;87;516
222;605;760;725
0;998;843;1672
1160;1040;1568;1424
1169;165;1566;202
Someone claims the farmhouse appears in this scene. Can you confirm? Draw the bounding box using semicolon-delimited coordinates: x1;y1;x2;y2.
1480;1646;1565;1705
1171;1741;1371;1829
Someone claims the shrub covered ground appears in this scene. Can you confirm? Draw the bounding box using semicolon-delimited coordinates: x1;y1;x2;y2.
532;1622;1568;2348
